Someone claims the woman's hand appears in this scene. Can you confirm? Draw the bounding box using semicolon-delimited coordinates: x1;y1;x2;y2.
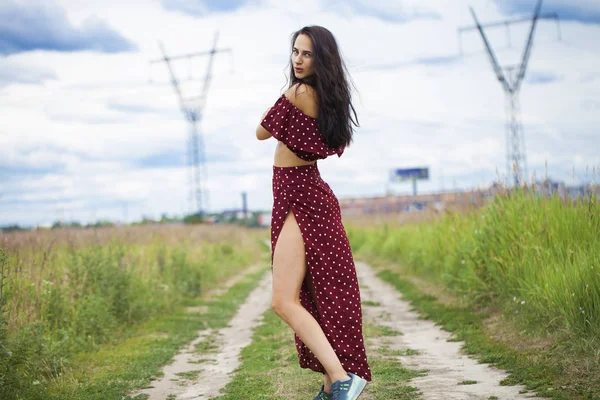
256;107;273;140
260;107;271;121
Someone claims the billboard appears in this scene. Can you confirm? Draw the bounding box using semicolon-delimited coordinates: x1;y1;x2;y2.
390;167;429;182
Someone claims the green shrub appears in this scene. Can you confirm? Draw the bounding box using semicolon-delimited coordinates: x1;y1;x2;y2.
349;190;600;337
0;229;258;398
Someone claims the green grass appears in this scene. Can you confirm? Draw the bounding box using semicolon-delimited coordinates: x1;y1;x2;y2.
175;370;203;380
51;266;269;400
0;227;264;399
364;323;403;337
194;332;219;353
348;190;600;337
347;189;600;399
215;311;423;399
3;253;268;400
374;269;597;399
378;348;420;357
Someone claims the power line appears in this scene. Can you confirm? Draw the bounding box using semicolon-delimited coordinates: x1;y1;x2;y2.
149;32;233;215
458;0;560;186
559;38;600;56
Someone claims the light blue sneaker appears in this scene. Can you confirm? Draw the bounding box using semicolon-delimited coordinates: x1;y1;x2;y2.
313;385;333;400
331;373;367;400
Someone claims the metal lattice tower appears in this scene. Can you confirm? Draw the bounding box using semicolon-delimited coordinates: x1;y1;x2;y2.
150;32;232;214
458;0;560;186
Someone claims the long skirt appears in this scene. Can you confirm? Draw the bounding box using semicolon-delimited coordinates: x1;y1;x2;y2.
270;163;372;381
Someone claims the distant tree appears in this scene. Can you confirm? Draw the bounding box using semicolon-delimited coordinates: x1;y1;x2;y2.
159;213;182;224
52;221;84;229
92;220;115;228
133;215;156;225
0;225;26;232
183;213;204;224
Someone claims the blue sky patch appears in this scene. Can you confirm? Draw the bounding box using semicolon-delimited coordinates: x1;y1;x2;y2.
107;102;160;114
494;0;600;25
0;164;65;183
414;55;460;66
0;0;137;55
0;194;77;207
135;150;187;169
324;0;440;23
525;70;563;85
161;0;251;16
358;54;459;72
0;64;56;86
134;147;238;168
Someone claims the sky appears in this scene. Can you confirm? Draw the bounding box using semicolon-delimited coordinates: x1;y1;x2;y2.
1;0;599;227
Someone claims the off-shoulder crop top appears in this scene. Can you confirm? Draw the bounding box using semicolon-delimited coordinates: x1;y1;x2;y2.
260;94;345;162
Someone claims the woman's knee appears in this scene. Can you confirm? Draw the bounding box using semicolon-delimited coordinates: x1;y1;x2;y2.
271;297;297;319
271;300;283;316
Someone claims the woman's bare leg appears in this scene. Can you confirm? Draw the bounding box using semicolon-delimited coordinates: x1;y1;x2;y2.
271;211;350;383
324;373;333;393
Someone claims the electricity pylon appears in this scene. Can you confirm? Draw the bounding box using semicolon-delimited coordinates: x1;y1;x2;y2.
150;32;233;214
458;0;560;186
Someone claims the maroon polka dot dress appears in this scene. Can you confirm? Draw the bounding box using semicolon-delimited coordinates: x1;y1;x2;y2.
261;94;372;382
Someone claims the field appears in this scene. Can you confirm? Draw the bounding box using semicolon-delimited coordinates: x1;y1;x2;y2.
0;224;265;399
1;188;598;399
347;188;600;399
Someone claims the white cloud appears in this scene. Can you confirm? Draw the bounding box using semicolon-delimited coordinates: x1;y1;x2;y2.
0;59;56;86
0;0;136;55
1;0;599;226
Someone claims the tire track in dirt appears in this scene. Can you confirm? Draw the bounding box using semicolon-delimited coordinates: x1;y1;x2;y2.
356;261;541;400
133;266;272;399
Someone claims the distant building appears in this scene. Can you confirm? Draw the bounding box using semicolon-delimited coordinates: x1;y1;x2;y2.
336;179;599;217
338;188;493;216
532;178;599;200
257;212;271;227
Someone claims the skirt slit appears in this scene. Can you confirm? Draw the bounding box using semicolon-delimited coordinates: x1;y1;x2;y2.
270;163;372;381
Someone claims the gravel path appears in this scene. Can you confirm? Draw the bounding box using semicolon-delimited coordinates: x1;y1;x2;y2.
133;268;272;400
356;261;540;400
133;257;541;400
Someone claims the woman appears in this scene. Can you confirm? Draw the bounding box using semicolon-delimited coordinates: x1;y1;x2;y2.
256;26;371;400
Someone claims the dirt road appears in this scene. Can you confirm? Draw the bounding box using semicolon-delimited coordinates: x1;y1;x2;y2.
133;269;273;400
136;259;539;399
356;261;539;400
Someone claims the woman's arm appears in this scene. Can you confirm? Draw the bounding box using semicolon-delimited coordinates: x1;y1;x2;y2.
256;108;273;140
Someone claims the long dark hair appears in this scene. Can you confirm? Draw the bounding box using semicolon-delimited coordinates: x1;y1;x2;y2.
284;25;359;149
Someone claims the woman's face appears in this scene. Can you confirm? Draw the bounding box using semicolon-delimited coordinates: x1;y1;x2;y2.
292;34;314;79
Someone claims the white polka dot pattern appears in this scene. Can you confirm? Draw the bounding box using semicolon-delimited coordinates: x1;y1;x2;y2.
271;163;372;382
261;94;345;161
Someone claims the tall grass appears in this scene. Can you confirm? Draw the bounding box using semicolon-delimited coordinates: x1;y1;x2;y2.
0;224;263;399
348;189;600;337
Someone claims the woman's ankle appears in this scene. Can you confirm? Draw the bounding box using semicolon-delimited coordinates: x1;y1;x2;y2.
324;373;332;393
328;372;350;383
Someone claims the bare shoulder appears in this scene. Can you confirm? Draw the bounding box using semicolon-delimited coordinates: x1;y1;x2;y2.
285;83;318;118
